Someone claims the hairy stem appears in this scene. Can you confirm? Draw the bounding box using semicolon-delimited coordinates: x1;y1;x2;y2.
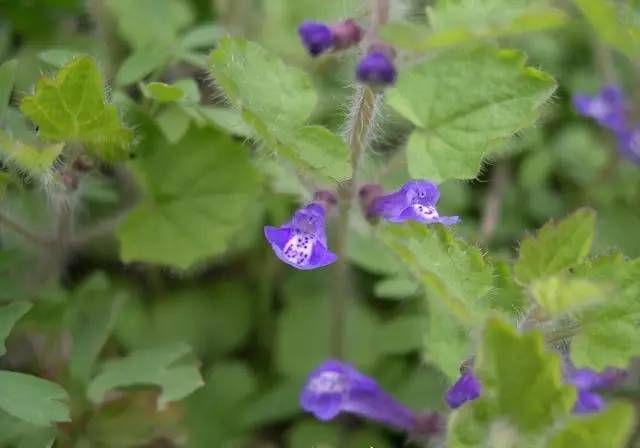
479;161;509;245
0;212;52;247
330;0;389;359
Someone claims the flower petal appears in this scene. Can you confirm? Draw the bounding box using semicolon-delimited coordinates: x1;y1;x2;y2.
573;390;605;414
445;370;482;409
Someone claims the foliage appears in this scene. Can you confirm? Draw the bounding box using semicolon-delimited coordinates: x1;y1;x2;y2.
1;0;640;447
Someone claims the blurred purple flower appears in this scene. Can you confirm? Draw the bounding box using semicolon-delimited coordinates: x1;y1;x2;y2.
573;85;627;132
369;180;459;225
300;359;416;431
298;20;362;57
264;203;336;270
445;370;481;409
566;367;626;414
356;50;397;87
615;128;640;164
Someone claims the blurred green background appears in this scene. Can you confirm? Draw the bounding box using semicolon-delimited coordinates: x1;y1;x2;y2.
0;0;640;447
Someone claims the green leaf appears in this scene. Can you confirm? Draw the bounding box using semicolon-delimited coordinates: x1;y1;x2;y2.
117;127;261;269
20;56;133;161
0;59;17;121
382;1;567;51
531;276;606;316
193;106;254;138
155;105;191;143
142;82;184;102
373;275;419;300
0;302;31;356
68;273;126;383
375;316;427;356
276;296;378;376
210;38;315;131
514;209;596;284
386;47;555;182
106;0;193;49
209;38;351;182
185;361;257;447
179;23;224;50
426;298;470;379
448;319;575;446
548;402;634;448
379;223;494;325
572;0;640;59
87;342;203;410
0;130;63;177
569;257;640;370
115;46;172;86
0;371;69;426
38;49;81;68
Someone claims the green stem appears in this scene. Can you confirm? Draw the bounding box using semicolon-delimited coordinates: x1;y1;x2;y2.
0;211;51;247
329;0;388;359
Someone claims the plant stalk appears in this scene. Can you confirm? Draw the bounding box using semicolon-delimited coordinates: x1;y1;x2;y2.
329;0;389;359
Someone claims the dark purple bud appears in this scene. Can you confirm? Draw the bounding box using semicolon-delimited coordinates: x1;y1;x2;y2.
331;19;363;50
356;46;397;87
72;154;95;172
445;370;482;409
313;190;338;212
298;21;333;57
264;203;337;270
358;183;384;219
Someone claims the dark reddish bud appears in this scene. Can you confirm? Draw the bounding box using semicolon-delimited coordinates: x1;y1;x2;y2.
61;172;79;190
410;412;445;441
72;154;95;172
358;183;384;219
313;190;338;212
331;19;363;51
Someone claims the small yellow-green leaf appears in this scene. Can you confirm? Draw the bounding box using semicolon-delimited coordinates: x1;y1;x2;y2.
515;209;596;284
20;56;133;161
0;130;63;177
532;276;606;315
548;402;634;448
142;82;184;102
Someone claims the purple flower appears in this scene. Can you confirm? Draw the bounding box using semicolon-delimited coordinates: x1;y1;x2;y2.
573;85;627;132
370;180;459;225
300;359;416;431
615;128;640;164
264;203;337;270
356;50;397;87
566;367;626;414
298;22;333;56
298;20;363;57
445;370;481;409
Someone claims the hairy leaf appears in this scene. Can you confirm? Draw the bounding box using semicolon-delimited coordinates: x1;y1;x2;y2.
448;319;575;446
515;209;595;284
20;56;133;161
0;130;63;177
209;38;351;182
117;127;261;269
387;47;555;182
548;402;634;448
